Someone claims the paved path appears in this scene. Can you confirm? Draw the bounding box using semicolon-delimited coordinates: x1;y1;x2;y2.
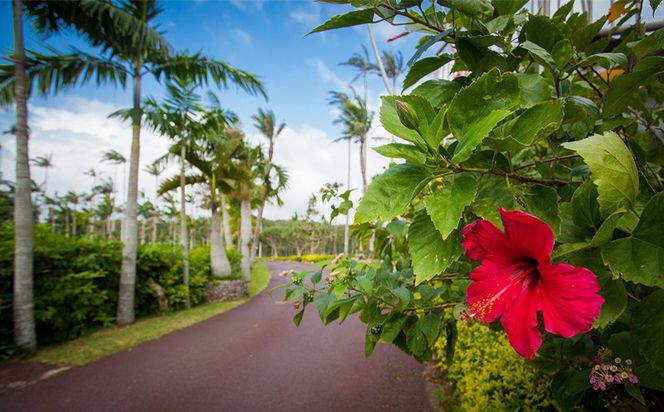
1;262;431;412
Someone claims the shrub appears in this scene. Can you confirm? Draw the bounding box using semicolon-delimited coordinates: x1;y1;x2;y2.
434;322;557;412
258;254;334;263
0;222;244;351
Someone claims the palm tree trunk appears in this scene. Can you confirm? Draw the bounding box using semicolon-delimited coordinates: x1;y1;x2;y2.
117;64;141;325
239;198;252;279
220;192;232;247
179;141;191;309
368;25;394;95
140;218;145;245
12;0;36;351
359;137;367;194
210;186;231;277
72;207;77;236
152;215;157;243
250;202;265;262
344;138;351;256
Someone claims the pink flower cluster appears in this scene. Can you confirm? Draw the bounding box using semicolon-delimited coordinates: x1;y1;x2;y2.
589;357;638;391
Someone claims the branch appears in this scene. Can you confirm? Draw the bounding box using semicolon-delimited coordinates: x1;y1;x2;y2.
575;68;603;98
513;154;580;171
453;165;570;186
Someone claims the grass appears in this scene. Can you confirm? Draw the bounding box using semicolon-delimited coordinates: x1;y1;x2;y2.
33;264;271;367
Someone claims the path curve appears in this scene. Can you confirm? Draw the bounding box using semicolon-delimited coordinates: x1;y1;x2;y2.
0;262;431;411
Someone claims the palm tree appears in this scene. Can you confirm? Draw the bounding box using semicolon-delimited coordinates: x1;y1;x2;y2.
31;153;53;194
8;0;266;325
250;108;286;261
340;46;372;104
101;149;126;202
64;191;80;236
329;90;373;194
160;127;242;278
10;0;35;350
376;50;404;95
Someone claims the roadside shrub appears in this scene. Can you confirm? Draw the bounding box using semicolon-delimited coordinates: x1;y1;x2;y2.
434;322;557;412
0;222;243;351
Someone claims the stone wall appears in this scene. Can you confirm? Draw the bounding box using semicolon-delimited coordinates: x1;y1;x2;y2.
205;280;248;303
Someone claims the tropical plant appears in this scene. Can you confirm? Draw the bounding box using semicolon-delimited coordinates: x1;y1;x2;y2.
4;0;266;325
31;153;53;194
250;108;286;261
290;1;664;409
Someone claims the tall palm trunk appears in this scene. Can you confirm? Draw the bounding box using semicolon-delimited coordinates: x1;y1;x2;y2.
209;184;231;277
151;215;157;243
239;198;252;279
117;63;141;325
250;138;274;262
12;0;36;351
220;192;233;247
344;138;351;256
179;141;191;308
359;136;367;194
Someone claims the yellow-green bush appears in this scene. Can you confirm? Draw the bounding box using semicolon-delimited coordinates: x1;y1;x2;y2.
257;254;334;263
434;322;558;412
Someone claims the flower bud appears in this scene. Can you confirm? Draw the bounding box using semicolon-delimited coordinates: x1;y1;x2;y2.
395;100;419;130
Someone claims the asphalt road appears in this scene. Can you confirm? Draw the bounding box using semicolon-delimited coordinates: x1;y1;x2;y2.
0;262;431;412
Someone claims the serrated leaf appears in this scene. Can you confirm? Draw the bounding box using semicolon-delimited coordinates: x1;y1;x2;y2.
403;55;454;91
308;9;374;34
571;181;602;229
521;40;557;71
411;79;463;107
409;211;463;285
373;143;426;164
380;95;434;147
508;100;564;145
392;287;411;311
406;323;428;356
424;175;478;239
379;316;407;343
602;192;664;288
354;163;430;224
562;132;638;217
516;73;553;108
444;0;494;18
448;70;520;163
419;313;441;345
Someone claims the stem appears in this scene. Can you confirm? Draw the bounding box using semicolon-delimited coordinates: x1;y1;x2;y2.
513;154;580;171
575;68;604;98
452;165;569;186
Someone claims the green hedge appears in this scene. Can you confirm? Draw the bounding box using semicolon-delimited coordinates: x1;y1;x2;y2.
434;322;557;412
0;222;241;350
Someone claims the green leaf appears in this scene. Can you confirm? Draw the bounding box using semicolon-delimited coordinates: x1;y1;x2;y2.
310;269;322;284
409;211;463;285
392;287;411;311
380;95;434;147
524;184;561;235
516;73;553;108
407;29;454;66
562;132;639;217
443;0;494;19
365;325;379;357
373;143;426;164
491;0;529;15
575;53;628;70
508;100;564;145
594;273;627;329
314;294;336;322
552;39;573;69
354;163;431;224
563;96;599;140
521;40;557;71
419;313;441;345
411;80;463;107
633;290;664;370
403;55;454;91
602;192;664;288
571;181;602;229
308;9;374;34
406;322;428;356
524;15;565;51
472;176;515;225
448;70;520;163
625;383;646;406
293;309;305;327
424;175;478;239
379;316;408;343
604;56;664;118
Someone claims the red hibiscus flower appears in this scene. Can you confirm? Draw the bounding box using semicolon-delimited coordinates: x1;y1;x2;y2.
461;208;604;359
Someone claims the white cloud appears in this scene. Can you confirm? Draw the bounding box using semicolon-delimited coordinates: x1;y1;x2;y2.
262;123;390;221
308;58;348;90
290;4;321;26
231;28;252;46
0;95;176;208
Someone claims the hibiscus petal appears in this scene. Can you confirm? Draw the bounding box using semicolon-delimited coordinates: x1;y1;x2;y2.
499;208;555;263
500;282;542;360
539;263;604;338
467;260;531;322
461;219;515;262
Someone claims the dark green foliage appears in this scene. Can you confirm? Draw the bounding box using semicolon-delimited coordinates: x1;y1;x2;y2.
0;222;235;352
